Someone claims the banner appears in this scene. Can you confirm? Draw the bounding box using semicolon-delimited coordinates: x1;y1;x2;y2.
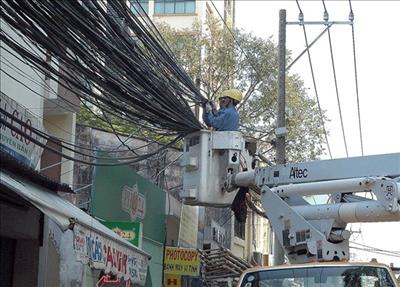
73;224;148;285
102;221;141;248
164;247;200;276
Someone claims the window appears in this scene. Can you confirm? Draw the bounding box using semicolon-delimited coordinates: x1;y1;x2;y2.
130;0;149;14
154;0;195;14
234;217;245;240
240;266;398;287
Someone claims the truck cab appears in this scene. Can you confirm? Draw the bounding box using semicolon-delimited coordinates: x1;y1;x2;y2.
238;262;399;287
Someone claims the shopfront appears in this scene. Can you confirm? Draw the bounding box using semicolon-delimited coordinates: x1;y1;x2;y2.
0;168;150;287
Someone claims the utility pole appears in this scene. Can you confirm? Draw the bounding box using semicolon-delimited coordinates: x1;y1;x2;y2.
269;9;353;266
276;9;287;165
272;9;287;266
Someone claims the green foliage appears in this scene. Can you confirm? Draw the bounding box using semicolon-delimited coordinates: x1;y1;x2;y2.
76;104;175;145
156;16;328;162
77;15;328;162
77;104;137;134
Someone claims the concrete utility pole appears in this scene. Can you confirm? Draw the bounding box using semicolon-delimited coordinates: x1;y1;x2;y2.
273;9;287;266
276;9;287;165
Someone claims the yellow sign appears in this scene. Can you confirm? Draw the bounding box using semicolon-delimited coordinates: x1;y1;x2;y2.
164;247;200;276
164;274;181;287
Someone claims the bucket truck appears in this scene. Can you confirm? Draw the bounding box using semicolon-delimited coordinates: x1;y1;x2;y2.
180;130;400;264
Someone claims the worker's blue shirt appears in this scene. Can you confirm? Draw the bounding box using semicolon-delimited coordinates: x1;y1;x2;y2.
203;106;239;131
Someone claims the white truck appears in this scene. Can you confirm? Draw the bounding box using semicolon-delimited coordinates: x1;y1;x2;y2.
180;130;400;264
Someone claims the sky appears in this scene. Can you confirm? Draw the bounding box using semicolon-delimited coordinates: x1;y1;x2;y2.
232;1;399;266
234;0;399;159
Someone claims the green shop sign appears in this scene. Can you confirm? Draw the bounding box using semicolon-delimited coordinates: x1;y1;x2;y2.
92;151;165;243
103;221;141;247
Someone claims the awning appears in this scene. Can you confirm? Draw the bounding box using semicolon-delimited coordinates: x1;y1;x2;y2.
0;171;150;285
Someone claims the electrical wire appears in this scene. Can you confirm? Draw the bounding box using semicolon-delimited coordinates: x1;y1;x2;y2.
350;241;400;256
6;51;152;156
0;83;169;157
0;0;211;167
295;0;332;159
44;131;171;178
350;246;400;258
209;0;267;110
348;0;364;156
0;73;81;141
0;101;182;166
1;0;206;135
209;0;332;164
321;0;349;157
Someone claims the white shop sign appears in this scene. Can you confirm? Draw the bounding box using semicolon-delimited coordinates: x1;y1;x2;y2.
0;93;46;168
73;225;148;285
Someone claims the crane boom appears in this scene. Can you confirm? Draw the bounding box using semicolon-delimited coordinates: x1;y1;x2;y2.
180;130;400;263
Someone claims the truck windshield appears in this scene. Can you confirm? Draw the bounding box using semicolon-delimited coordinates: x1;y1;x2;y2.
240;265;397;287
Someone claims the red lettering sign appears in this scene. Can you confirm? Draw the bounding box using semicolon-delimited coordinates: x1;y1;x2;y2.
166;249;197;261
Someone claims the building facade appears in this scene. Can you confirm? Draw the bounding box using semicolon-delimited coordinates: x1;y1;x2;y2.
1;17;150;287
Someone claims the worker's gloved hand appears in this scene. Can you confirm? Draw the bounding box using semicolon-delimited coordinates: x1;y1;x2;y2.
204;101;213;113
209;100;217;111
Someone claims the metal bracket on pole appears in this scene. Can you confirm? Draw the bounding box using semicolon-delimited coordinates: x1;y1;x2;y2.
286;21;352;25
285;20;352;70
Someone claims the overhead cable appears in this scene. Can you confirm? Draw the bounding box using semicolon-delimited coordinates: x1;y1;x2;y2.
0;0;209;166
348;0;364;156
1;0;206;135
322;0;349;157
350;241;400;256
0;92;180;166
295;0;332;159
209;0;269;110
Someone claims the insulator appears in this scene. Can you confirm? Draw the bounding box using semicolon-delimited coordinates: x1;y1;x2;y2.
298;12;304;23
349;11;354;21
323;11;329;22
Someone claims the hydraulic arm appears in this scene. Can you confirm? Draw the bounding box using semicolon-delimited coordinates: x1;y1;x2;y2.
181;130;400;263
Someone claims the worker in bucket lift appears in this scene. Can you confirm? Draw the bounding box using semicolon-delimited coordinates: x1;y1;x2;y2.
202;89;242;131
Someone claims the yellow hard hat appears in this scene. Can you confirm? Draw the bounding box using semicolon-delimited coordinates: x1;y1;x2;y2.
220;89;242;102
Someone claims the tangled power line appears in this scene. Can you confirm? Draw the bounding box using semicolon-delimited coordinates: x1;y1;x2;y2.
1;0;366;166
1;0;207;166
